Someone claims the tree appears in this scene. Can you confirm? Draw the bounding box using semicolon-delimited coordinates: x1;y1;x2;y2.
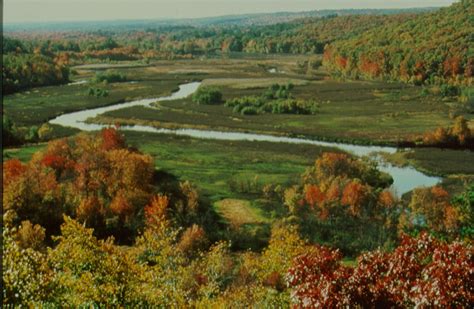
2;212;55;306
286;232;474;307
3;115;22;146
258;223;307;289
286;245;352;307
404;186;462;236
48;216;141;306
450;116;471;145
341;181;370;216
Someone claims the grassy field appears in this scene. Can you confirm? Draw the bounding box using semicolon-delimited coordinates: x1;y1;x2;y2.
5;56;470;145
82;58;471;145
3;76;183;127
3;55;472;203
3;56;309;127
387;148;474;176
124;131;339;199
3;129;337;197
3;143;47;162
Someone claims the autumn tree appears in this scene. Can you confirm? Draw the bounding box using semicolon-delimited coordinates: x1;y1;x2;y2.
2;211;55;306
286;232;474;307
401;186;463;236
48;216;142;306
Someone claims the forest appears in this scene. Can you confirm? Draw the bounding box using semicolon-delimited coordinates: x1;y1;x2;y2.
324;0;473;86
2;0;473;307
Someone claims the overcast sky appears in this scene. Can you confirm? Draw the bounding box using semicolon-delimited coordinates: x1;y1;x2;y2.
4;0;457;24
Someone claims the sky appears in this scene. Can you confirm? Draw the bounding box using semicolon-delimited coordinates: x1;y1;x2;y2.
4;0;457;24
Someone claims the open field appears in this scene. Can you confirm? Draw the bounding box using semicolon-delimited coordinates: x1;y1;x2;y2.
3;143;47;162
380;148;474;177
214;198;270;227
4;56;472;198
4;56;473;198
3;55;312;127
5;56;471;145
3;74;183;127
66;58;471;145
124;130;339;199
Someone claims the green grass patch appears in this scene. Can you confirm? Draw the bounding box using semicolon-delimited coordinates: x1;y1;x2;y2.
3;144;46;162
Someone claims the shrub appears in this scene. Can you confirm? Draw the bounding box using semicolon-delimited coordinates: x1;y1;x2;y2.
88;87;109;97
93;71;127;83
192;87;223;105
440;84;460;97
241;106;258;115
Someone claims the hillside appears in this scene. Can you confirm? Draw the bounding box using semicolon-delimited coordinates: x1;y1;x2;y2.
3;13;418;59
323;0;473;85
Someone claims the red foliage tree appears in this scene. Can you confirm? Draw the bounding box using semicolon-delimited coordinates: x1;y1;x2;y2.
41;154;66;170
101;127;125;151
287;233;474;307
144;194;170;226
341;181;369;216
287;246;352;307
443;56;462;78
304;184;325;208
3;159;27;186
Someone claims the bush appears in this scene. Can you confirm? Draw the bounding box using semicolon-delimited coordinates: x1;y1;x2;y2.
25;126;39;142
268;83;294;99
224;83;320;116
93;71;127;83
241;106;258;115
440;84;460;97
38;123;54;141
87;87;109;97
192;87;223;105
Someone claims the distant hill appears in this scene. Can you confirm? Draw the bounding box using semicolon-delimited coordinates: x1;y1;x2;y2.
323;0;473;85
4;7;438;32
233;14;416;54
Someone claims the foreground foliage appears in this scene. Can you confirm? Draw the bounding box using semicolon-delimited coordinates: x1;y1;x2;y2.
3;130;473;306
287;232;473;307
2;128;210;243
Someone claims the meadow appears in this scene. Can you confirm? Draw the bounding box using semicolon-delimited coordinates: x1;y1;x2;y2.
78;57;470;145
4;55;473;199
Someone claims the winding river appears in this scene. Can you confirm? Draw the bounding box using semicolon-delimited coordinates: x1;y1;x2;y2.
50;81;441;196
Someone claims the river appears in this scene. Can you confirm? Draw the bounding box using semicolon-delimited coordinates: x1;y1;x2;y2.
50;81;441;195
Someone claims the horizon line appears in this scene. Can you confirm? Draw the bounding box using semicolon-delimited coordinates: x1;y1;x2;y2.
3;6;442;27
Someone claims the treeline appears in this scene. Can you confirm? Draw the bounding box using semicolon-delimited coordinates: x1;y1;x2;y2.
3;129;473;306
3;13;413;61
2;37;70;94
323;0;473;86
